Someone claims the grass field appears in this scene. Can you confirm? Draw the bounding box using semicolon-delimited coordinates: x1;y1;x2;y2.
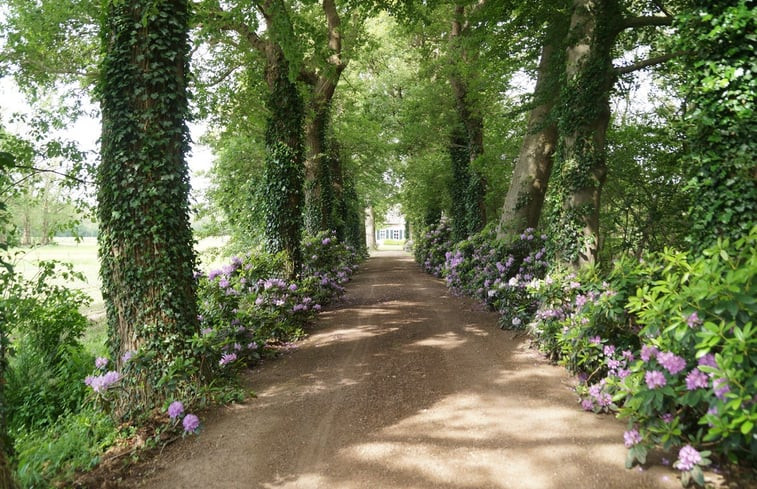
9;235;230;355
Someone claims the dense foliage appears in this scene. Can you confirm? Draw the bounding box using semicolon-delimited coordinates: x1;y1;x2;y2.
677;0;757;251
262;52;305;276
96;0;199;408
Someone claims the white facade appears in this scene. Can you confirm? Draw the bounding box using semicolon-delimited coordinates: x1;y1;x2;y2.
376;205;406;244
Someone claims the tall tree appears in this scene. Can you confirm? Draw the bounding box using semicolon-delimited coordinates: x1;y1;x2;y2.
0;148;18;489
97;0;198;402
497;7;569;240
300;0;351;234
551;0;674;266
262;40;305;277
447;1;487;240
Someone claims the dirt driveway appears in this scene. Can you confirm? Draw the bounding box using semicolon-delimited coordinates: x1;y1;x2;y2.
127;251;679;489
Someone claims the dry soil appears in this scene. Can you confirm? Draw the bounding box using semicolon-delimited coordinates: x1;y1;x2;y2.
125;251;683;489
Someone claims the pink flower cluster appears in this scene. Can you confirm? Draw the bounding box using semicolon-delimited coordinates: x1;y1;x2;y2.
166;401;200;433
85;371;121;393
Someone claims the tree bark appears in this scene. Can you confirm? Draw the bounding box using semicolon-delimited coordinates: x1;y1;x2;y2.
365;206;376;250
497;14;568;240
262;42;305;277
302;0;347;234
98;0;199;396
557;0;619;266
448;4;486;240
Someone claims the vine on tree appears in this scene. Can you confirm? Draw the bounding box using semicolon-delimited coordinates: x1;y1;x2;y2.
97;0;199;413
678;0;757;250
263;49;305;278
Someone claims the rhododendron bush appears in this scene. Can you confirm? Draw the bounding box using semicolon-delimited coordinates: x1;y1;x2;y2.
415;223;756;484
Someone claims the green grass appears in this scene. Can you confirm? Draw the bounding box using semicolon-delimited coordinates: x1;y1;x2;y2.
8;235;231;356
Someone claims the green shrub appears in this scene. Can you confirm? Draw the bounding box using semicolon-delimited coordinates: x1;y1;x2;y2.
621;228;756;467
13;408;117;489
1;260;93;434
414;220;453;277
528;226;757;480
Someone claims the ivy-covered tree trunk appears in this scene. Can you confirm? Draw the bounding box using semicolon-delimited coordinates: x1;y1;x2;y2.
448;4;486;241
98;0;199;395
449;123;472;242
302;0;347;235
304;105;331;234
342;170;365;252
679;0;757;250
328;142;347;240
263;45;305;277
553;0;619;266
497;13;568;240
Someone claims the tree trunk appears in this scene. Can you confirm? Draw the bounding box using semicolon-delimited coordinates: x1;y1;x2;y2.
21;206;31;246
449;123;471;242
448;4;486;240
40;193;50;246
365;206;376;250
303;106;329;234
263;44;305;277
98;0;199;403
497;14;568;240
556;0;619;266
302;0;347;235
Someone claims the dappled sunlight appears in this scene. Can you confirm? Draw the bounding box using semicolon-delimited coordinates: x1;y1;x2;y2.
379;392;617;444
463;324;490;336
309;325;400;347
344;440;553;488
411;331;468;350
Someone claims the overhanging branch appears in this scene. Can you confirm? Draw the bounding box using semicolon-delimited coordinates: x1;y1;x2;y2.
615;51;685;75
622;15;673;30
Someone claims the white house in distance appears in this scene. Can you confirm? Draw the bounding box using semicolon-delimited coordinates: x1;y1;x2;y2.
375;205;406;245
365;205;406;248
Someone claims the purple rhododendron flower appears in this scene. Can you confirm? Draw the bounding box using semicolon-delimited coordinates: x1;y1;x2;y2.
624;429;642;448
675;445;702;471
313;304;322;311
698;354;717;368
641;345;659;362
322;238;331;245
87;371;121;393
603;345;616;356
657;351;687;375
219;353;238;366
645;370;666;389
219;278;230;289
121;350;134;363
713;378;730;399
167;401;184;419
581;399;594;411
247;342;258;350
661;413;674;423
685;369;709;390
182;414;200;433
589;336;601;345
95;357;109;369
686;312;702;328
